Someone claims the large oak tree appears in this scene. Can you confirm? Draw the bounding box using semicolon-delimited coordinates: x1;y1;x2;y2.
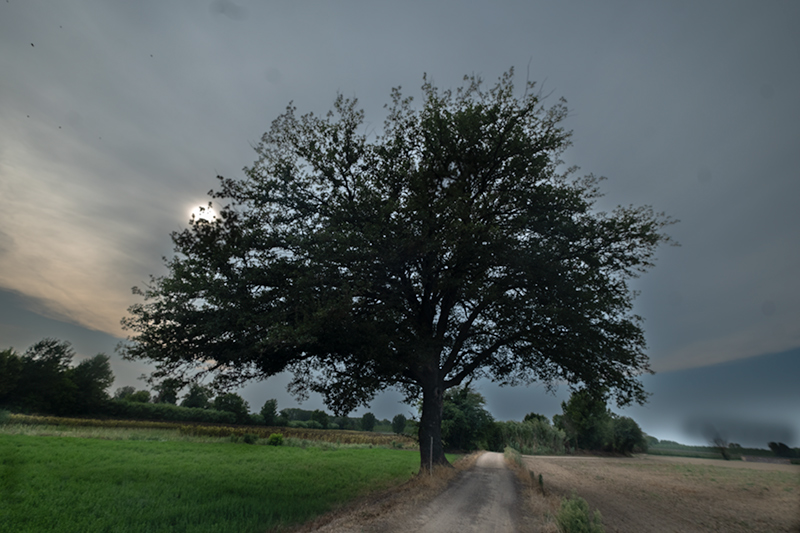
121;71;673;469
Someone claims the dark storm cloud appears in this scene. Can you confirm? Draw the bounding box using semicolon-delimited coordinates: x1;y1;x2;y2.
685;418;795;449
1;0;799;439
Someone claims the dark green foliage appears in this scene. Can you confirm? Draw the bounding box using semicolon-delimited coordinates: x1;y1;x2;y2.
554;390;646;453
499;419;566;455
280;408;312;422
0;349;23;402
267;433;284;446
152;378;181;404
242;433;258;444
180;383;213;409
113;386;136;400
555;389;613;451
15;339;77;415
66;354;114;413
260;399;278;425
105;400;236;424
441;386;495;451
213;393;251;424
611;416;647;454
333;416;358;430
523;412;550;425
360;412;377;432
1;340;115;417
556;494;605;533
127;390;151;403
311;409;330;429
392;414;407;434
403;419;420;441
121;71;672;470
768;442;797;458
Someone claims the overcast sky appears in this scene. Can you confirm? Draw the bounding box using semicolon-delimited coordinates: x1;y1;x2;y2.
1;1;798;447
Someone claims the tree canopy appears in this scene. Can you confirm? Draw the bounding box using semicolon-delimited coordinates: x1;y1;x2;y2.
121;70;673;469
1;339;114;416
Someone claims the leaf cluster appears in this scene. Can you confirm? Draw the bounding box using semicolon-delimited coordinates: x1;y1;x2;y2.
121;69;674;415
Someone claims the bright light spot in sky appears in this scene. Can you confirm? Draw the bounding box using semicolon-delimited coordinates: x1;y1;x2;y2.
190;205;217;222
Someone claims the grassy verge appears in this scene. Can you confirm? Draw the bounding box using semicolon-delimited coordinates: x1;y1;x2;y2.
4;413;416;447
0;433;421;533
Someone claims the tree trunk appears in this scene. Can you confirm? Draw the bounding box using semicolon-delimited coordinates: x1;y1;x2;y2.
418;378;450;471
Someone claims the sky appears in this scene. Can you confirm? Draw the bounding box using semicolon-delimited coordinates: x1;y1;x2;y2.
1;1;798;448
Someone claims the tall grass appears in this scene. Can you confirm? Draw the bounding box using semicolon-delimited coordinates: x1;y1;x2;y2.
0;434;421;533
3;413;416;447
499;420;566;455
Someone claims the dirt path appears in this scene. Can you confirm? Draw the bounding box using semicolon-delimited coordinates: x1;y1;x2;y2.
303;452;533;533
399;452;524;533
523;454;800;533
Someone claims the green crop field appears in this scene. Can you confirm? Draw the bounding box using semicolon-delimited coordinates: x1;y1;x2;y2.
0;432;429;533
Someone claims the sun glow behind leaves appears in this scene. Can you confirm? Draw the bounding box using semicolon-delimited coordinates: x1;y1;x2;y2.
190;205;217;223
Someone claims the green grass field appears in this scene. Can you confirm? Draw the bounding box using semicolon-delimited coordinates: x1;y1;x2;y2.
0;432;428;533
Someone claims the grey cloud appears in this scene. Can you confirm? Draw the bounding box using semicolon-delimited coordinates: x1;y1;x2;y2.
684;417;795;448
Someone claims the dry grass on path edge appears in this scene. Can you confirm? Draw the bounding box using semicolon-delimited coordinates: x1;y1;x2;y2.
286;452;483;533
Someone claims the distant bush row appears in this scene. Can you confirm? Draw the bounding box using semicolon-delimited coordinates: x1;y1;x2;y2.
103;400;237;424
1;412;416;447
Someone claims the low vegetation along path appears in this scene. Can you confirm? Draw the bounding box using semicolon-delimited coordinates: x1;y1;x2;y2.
313;451;527;533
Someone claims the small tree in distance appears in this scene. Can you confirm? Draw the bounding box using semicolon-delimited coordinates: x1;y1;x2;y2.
121;70;674;470
311;409;330;429
392;414;407;435
113;386;136;401
361;412;377;432
260;398;278;426
181;383;213;409
213;393;250;424
523;412;550;425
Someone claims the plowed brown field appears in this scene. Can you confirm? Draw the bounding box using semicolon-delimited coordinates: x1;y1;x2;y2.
523;454;800;532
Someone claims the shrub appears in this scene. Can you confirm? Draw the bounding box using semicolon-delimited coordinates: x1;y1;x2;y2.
242;433;258;444
556;494;605;533
392;414;406;435
523;412;549;424
555;390;612;451
611;416;647;454
503;446;523;467
212;393;251;425
105;399;236;424
360;412;376;432
267;433;284;446
127;390;151;403
260;399;278;426
441;386;496;450
499;420;566;455
768;442;797;458
0;409;10;425
310;409;329;429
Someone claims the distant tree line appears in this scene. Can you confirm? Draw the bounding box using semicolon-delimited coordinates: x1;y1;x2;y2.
433;385;649;455
2;339;792;458
0;338;401;431
1;339;113;416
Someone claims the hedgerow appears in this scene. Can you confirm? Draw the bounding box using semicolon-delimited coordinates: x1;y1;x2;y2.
5;413;416;446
